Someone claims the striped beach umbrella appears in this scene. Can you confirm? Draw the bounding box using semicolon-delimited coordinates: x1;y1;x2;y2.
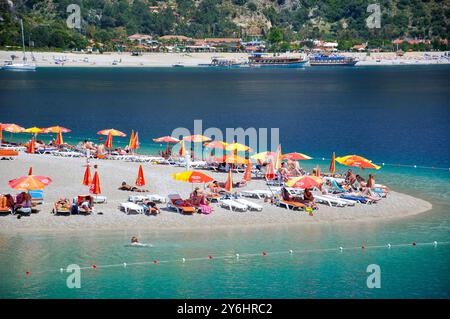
153;136;180;143
335;155;381;170
282;152;312;161
183;135;211;143
285;176;323;189
171;171;214;184
8;174;52;191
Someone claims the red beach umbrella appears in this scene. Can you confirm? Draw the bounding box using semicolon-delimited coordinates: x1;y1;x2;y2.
136;165;146;186
27;138;35;154
329;152;336;174
28;167;33;175
89;171;101;194
224;169;233;193
243;162;252;182
82;165;92;186
55;131;64;145
265;162;276;180
104;131;113;148
179;140;186;157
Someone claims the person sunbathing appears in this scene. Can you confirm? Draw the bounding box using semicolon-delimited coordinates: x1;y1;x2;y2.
118;182;149;192
208;181;227;194
55;198;71;211
303;188;316;205
143;200;160;215
79;197;93;213
4;194;15;211
190;187;205;206
15;192;32;211
233;180;247;188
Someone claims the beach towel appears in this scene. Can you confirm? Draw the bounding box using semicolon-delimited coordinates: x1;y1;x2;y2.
199;204;212;215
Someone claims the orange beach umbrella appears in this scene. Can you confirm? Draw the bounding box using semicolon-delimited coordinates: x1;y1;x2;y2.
43;126;71;133
97;128;126;149
243;162;252;182
204;141;227;149
224;169;233;193
28;167;33;175
225;142;251;152
329;152;336;174
27;138;36;154
285;176;323;189
89;171;101;194
183;135;211;143
171;171;214;184
82;165;92;186
136;165;146;186
55;131;64;145
153;136;180;143
335;155;381;170
2;123;25;133
8;174;52;191
282;152;312;161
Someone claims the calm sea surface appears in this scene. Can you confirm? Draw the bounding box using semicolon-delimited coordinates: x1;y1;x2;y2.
0;66;449;298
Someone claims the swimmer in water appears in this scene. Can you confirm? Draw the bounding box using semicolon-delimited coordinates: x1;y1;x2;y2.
131;236;139;244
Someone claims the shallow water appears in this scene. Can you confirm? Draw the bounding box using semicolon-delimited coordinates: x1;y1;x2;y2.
0;66;449;298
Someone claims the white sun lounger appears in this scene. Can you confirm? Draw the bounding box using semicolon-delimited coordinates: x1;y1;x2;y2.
128;194;166;203
120;202;144;214
219;199;248;212
234;198;263;211
240;190;274;199
313;194;349;207
92;195;107;204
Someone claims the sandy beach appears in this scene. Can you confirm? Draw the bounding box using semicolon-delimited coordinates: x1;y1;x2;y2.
1;50;449;68
0;153;432;234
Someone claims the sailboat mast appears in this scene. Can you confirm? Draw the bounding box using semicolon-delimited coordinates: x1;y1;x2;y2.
20;19;26;62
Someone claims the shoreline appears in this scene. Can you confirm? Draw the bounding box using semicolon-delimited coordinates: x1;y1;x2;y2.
0;153;433;235
1;50;449;68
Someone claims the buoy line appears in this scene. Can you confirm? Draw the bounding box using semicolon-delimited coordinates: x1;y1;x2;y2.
23;241;449;277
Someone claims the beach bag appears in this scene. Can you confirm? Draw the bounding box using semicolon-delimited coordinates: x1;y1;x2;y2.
71;204;79;215
199;204;212;215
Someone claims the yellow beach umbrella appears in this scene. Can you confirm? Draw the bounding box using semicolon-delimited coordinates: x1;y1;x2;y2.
24;127;44;134
251;151;276;161
171;171;214;184
225;142;251;152
335;155;381;170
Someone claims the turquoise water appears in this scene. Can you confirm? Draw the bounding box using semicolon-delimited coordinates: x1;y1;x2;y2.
0;66;449;298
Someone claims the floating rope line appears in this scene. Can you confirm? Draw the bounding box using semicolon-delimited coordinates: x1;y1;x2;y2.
24;241;450;277
317;157;450;171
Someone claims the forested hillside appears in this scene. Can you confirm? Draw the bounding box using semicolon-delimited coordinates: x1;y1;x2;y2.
0;0;448;50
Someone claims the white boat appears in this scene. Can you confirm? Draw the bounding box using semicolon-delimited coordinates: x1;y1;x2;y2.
2;19;36;71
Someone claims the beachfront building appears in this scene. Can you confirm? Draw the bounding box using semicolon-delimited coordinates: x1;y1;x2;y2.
204;38;242;52
128;34;153;45
313;40;339;52
352;44;367;52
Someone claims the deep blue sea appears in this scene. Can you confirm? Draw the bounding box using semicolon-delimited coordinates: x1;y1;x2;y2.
0;66;449;298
